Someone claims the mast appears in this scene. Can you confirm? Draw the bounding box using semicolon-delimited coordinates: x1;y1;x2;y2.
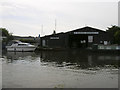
41;24;43;36
55;19;57;31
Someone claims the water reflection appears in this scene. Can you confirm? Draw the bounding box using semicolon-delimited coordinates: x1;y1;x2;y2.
39;50;119;69
3;50;119;70
3;52;39;64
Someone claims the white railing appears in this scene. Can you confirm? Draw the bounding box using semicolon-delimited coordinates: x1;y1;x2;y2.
98;44;120;50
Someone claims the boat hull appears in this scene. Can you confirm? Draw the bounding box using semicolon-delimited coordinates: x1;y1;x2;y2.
6;46;36;52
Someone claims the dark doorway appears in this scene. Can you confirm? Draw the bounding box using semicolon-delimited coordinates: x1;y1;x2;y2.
69;34;88;48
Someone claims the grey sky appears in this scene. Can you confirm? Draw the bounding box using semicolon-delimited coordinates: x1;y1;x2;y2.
0;0;119;37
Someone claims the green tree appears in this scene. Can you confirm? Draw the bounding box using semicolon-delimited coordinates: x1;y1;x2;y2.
0;28;9;37
106;25;120;44
114;30;120;44
0;28;13;43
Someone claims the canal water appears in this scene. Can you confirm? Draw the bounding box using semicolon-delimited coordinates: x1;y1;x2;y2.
1;50;119;88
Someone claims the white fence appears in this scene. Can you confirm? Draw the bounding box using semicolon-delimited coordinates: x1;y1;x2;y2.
98;44;120;50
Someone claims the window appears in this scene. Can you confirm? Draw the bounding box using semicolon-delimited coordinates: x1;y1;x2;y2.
18;44;27;46
104;41;107;45
80;40;86;43
42;40;46;46
100;41;103;43
88;36;93;43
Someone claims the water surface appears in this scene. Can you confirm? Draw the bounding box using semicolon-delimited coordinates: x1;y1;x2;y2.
2;50;119;88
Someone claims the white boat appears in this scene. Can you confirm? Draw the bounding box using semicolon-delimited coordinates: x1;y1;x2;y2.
6;40;36;52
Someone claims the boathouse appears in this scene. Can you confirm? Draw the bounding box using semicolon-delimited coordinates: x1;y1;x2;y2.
40;26;112;48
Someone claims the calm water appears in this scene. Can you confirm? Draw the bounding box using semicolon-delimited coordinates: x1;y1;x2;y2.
1;50;119;88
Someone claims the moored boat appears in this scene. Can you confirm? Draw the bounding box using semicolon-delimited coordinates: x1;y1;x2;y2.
6;40;36;52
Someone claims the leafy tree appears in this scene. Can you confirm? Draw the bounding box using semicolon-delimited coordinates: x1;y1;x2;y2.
106;25;120;44
0;28;9;37
0;28;13;43
114;30;120;44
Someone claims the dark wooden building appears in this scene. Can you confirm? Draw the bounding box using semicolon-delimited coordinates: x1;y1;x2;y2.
40;26;112;48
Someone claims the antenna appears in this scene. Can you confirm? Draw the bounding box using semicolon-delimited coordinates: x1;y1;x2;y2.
41;24;43;36
55;19;57;32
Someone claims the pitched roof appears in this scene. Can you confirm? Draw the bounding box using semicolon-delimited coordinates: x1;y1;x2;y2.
66;26;105;33
41;26;106;38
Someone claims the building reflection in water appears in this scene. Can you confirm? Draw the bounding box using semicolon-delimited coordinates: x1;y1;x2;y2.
39;50;119;69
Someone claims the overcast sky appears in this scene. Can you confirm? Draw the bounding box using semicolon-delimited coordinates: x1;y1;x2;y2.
0;0;119;37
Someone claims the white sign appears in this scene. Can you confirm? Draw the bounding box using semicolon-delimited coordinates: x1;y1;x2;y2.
74;32;99;34
50;37;59;39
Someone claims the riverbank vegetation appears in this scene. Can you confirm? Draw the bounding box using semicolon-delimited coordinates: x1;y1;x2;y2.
19;39;36;44
0;28;13;44
106;25;120;44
